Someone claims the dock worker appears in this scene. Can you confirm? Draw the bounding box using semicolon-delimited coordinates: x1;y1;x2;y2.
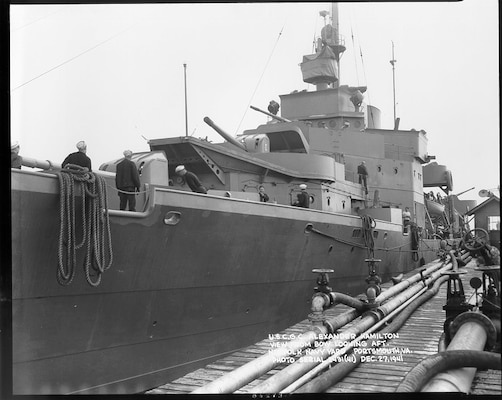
175;165;207;194
116;150;141;211
295;184;310;208
357;161;368;195
11;141;22;169
62;140;92;171
258;185;269;202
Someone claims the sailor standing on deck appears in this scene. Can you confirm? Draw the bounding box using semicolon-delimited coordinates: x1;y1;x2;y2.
295;184;310;208
258;186;269;202
116;150;141;211
62;140;92;171
403;207;411;233
175;165;207;194
11;141;22;169
357;161;368;195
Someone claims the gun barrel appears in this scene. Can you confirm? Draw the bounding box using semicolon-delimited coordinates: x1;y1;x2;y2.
250;105;291;123
203;117;247;151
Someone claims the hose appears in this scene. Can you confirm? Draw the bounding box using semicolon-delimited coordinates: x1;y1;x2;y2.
57;165;113;286
395;350;501;392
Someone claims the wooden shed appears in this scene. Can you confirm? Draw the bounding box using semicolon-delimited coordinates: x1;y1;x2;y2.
466;195;500;249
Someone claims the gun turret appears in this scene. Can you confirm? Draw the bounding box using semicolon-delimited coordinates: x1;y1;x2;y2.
203;117;247;152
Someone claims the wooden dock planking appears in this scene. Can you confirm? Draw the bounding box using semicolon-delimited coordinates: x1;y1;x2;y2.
145;259;501;395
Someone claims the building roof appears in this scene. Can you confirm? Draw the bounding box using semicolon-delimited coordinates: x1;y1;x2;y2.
465;195;500;216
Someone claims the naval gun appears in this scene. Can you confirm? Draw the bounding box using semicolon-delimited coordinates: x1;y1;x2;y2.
249;105;292;123
203;117;247;152
204;116;271;154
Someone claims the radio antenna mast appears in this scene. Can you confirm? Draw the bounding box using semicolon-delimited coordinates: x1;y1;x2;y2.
390;41;398;129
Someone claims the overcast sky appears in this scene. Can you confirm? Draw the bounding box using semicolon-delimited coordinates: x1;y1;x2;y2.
10;1;499;202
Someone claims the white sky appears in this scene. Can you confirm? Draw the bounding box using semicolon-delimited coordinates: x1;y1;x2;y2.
10;1;500;202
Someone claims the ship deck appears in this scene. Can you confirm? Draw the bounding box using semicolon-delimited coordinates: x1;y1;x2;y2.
145;258;501;395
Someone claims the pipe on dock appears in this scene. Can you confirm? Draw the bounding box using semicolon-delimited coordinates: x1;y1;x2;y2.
250;266;450;393
293;274;450;393
395;350;501;392
374;258;450;304
421;311;497;392
191;327;328;394
191;308;362;394
329;292;367;310
193;258;455;394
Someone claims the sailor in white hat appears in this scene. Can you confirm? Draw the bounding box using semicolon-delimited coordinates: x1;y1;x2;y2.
62;140;92;170
174;165;207;194
116;150;141;211
11;141;22;169
295;183;310;208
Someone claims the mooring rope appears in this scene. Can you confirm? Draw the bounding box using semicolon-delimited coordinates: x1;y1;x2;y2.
361;215;376;258
57;164;113;286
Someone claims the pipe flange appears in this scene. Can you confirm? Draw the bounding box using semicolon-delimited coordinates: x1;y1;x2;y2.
311;292;332;308
449;311;497;350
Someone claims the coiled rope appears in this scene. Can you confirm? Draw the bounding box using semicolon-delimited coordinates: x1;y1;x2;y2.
361;215;376;258
57;164;113;287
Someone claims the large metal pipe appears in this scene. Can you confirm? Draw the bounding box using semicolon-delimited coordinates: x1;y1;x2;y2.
421;313;494;392
396;350;501;392
191;308;361;394
375;258;450;304
293;274;450;393
191;326;327;394
193;259;454;394
329;292;367;310
250;265;450;393
203;117;247;151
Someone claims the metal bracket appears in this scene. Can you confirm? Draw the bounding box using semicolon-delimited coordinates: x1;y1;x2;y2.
192;146;225;185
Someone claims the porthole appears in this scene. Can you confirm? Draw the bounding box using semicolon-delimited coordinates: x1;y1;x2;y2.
164;211;181;225
329;120;337;128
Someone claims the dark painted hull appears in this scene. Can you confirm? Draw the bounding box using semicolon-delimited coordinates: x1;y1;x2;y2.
11;170;439;394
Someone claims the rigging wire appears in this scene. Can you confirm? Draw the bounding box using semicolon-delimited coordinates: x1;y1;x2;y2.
349;11;360;86
234;24;284;135
11;7;66;33
11;24;135;93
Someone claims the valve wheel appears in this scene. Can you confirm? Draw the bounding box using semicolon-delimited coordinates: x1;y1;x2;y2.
463;228;489;251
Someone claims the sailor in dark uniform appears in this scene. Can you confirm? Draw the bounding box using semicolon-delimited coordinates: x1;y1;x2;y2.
62;140;92;171
295;184;310;208
175;165;207;194
116;150;141;211
11;141;22;169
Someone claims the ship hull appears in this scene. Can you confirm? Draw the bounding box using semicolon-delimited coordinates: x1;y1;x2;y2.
11;170;438;394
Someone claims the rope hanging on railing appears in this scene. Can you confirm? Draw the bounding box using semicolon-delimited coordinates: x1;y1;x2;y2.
57;164;113;287
361;215;376;258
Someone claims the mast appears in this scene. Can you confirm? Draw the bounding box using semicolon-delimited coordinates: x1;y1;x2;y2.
331;3;341;89
300;3;345;91
183;63;188;137
390;42;398;129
